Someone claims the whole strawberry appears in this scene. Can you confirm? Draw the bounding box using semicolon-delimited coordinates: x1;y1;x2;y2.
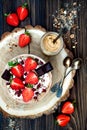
17;2;29;21
19;31;31;47
4;13;19;26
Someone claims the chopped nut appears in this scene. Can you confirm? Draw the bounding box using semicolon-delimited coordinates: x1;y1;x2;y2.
70;34;75;38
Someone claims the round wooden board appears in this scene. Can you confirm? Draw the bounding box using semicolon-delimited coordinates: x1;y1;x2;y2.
0;25;75;118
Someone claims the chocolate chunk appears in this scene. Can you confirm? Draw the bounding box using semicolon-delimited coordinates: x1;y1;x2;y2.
35;62;53;77
1;69;11;81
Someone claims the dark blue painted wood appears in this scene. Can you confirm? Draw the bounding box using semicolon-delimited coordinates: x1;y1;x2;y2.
0;113;3;130
0;0;3;37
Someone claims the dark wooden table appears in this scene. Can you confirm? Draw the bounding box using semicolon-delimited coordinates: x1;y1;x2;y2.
0;0;87;130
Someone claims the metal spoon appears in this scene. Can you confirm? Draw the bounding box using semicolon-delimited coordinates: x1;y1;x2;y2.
56;57;72;97
51;57;82;97
53;27;68;43
59;57;72;86
51;57;72;96
65;58;82;77
53;33;61;43
71;58;82;69
58;58;82;97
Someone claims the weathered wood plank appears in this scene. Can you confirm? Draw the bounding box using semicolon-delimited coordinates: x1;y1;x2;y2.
0;0;87;130
0;0;3;37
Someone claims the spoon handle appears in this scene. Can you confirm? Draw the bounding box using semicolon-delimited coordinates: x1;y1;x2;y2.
60;68;67;87
56;68;67;97
64;68;74;78
53;33;61;43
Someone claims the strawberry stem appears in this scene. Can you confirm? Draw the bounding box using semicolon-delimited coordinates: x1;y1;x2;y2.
25;31;30;36
4;13;10;17
8;60;19;67
10;75;13;83
72;99;76;107
24;27;30;36
22;2;28;8
26;84;33;88
55;120;58;125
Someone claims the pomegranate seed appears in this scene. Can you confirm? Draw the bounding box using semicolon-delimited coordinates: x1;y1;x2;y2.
34;96;38;100
37;83;41;88
42;89;46;92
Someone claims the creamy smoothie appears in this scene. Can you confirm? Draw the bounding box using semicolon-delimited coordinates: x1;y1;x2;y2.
40;32;64;56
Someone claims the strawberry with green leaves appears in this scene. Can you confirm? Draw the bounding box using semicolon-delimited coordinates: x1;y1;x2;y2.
4;13;19;26
56;114;70;127
19;31;31;47
8;61;24;78
17;2;29;21
10;64;24;78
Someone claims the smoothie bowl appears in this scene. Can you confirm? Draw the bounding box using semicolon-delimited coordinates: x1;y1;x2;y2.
1;54;53;104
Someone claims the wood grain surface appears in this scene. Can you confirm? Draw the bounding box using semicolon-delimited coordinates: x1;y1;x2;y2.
0;0;87;130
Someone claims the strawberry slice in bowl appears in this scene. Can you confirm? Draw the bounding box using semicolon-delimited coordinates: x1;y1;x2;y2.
22;88;34;102
10;77;25;90
25;71;39;85
10;63;24;78
24;57;37;72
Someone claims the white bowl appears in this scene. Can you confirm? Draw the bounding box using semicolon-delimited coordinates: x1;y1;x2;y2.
1;54;52;104
40;32;64;56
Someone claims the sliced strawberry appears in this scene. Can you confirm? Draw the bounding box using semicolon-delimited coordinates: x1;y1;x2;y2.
19;32;31;47
10;78;25;90
22;88;34;102
61;101;74;114
24;57;37;71
4;13;19;26
17;2;29;21
25;71;39;84
10;64;24;78
56;114;70;127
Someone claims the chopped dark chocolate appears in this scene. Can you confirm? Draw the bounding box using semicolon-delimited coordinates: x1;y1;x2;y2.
1;69;11;81
35;62;53;77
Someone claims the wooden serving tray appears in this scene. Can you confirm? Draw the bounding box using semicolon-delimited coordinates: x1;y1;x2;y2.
0;25;75;118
